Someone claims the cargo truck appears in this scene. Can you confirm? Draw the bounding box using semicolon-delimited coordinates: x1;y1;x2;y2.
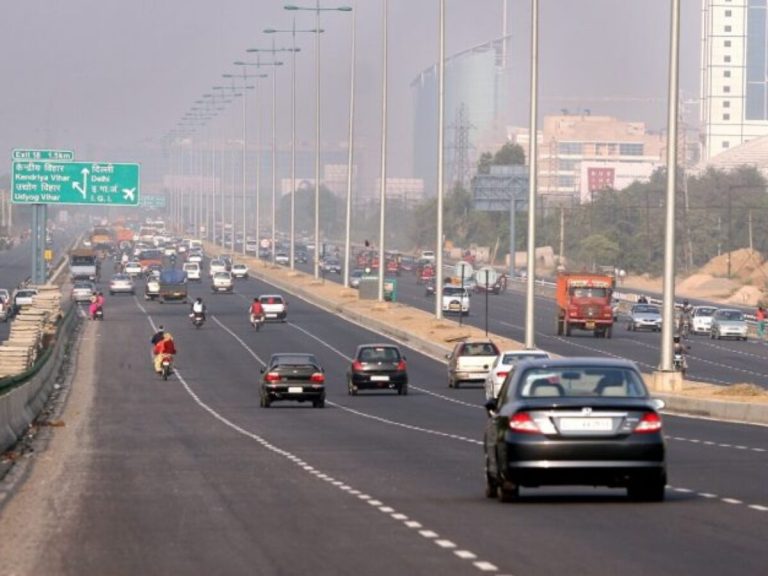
555;272;614;338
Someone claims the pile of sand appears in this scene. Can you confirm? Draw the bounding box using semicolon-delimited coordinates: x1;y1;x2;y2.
725;285;765;306
700;248;763;280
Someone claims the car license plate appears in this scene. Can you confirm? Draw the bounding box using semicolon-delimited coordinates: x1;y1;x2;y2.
266;313;277;318
449;303;460;310
370;375;389;382
288;386;303;394
559;417;612;431
585;321;595;329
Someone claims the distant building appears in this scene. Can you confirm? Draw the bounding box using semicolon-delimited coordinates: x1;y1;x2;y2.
374;178;425;205
412;35;513;194
700;0;768;160
538;115;665;202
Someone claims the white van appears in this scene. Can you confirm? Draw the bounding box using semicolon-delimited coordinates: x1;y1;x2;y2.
183;262;201;281
441;285;470;315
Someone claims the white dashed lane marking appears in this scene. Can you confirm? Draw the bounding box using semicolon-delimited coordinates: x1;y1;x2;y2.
669;486;766;512
667;436;766;453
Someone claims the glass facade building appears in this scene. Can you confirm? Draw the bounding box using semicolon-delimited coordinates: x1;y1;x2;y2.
701;0;768;158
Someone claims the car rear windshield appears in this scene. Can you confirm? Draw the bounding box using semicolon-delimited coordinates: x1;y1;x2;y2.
273;354;318;367
461;342;499;356
695;307;717;317
261;296;284;304
501;353;547;364
516;367;647;398
359;347;401;362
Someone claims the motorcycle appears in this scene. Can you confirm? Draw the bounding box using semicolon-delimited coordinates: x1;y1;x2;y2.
190;312;205;329
250;312;265;332
93;306;104;321
673;352;687;376
160;354;174;380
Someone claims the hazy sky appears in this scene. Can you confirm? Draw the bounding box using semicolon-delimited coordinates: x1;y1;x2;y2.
0;1;701;185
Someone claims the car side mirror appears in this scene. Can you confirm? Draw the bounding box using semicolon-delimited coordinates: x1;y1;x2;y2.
259;367;265;374
484;398;498;416
651;398;666;411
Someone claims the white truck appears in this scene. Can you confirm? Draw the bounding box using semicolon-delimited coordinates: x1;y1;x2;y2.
446;340;500;389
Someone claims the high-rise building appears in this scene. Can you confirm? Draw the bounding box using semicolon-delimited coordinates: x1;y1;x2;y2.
701;0;768;160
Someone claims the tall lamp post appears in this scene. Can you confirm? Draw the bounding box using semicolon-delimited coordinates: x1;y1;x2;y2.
435;0;445;318
265;18;321;270
377;0;388;301
285;2;352;279
247;46;294;263
525;0;539;350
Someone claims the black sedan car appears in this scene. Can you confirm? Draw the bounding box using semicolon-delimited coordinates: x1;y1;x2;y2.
484;357;666;502
347;344;408;395
260;353;326;408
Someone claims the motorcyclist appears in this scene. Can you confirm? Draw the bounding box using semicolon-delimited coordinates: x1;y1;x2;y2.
637;294;649;304
249;297;265;325
191;297;206;321
679;299;693;333
151;325;165;346
673;335;688;373
88;291;104;320
153;331;177;374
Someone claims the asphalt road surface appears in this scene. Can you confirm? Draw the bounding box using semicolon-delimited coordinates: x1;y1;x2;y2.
0;265;765;575
296;262;768;389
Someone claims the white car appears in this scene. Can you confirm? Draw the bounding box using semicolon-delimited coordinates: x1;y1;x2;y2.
124;261;143;277
209;259;227;277
484;350;551;400
274;252;290;265
187;251;204;264
420;250;436;262
259;294;287;321
231;263;249;279
211;271;234;293
12;288;39;310
109;273;135;295
183;262;201;281
441;285;470;315
692;305;718;335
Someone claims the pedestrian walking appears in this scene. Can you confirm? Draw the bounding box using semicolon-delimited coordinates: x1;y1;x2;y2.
756;306;766;340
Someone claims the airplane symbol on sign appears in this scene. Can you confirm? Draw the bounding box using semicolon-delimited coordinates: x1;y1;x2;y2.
122;188;136;202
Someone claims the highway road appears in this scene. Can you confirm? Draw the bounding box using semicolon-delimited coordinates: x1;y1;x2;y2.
0;262;765;575
294;261;768;389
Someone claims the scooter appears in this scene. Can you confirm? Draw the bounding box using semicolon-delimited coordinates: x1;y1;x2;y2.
250;313;265;332
93;306;104;321
190;312;205;329
160;354;173;381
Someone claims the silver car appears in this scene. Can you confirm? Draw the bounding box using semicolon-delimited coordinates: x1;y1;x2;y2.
710;308;748;341
627;304;662;332
71;281;96;303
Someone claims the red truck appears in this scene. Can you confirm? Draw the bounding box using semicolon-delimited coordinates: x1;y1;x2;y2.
555;273;614;338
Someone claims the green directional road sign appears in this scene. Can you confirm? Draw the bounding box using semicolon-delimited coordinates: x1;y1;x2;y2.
12;149;75;161
11;161;140;206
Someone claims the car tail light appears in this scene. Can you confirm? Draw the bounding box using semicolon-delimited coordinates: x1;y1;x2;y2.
496;371;509;380
352;361;363;371
310;373;325;384
264;372;281;383
634;412;662;434
509;412;540;434
396;360;407;371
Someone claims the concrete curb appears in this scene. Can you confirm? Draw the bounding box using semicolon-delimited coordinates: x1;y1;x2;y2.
218;248;768;427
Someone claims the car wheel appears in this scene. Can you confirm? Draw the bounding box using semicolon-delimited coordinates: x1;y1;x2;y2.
398;384;408;396
485;473;498;499
627;476;666;502
260;393;271;408
313;398;325;408
348;380;357;396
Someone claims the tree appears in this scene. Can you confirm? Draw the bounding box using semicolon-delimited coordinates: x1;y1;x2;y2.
477;152;493;174
492;142;526;166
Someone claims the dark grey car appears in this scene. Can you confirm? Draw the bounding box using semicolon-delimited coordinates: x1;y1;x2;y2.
484;357;666;502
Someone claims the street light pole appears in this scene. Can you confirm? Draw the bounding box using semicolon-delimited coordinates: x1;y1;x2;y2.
343;0;357;287
285;2;352;278
524;0;539;350
265;22;318;270
377;0;388;301
435;0;445;318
